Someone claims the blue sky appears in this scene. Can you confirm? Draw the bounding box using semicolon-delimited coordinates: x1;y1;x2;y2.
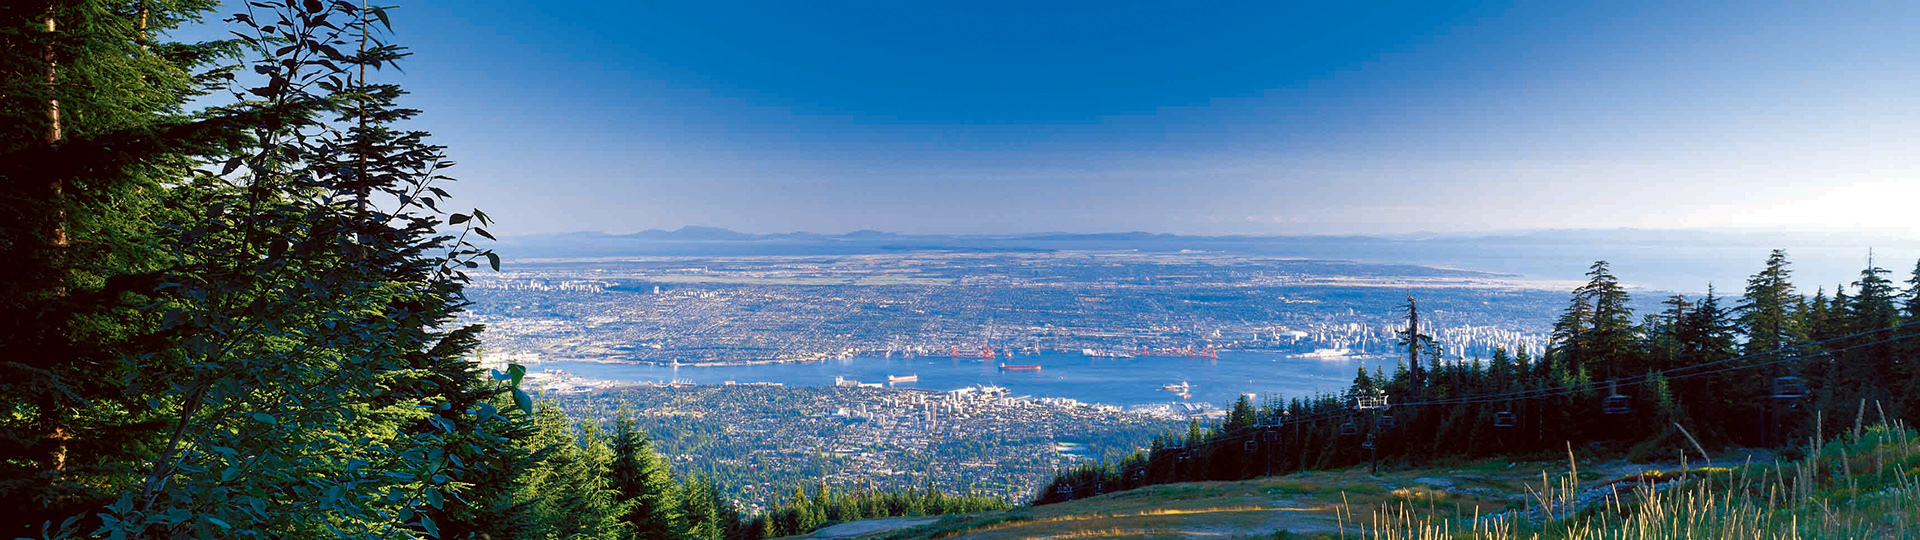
188;1;1920;235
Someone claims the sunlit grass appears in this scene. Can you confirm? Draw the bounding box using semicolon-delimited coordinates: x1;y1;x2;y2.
866;417;1918;539
1342;418;1920;540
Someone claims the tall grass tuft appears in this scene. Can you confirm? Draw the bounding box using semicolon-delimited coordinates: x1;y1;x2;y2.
1337;415;1920;540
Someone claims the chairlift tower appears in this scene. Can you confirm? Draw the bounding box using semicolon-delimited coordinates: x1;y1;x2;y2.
1767;353;1809;446
1346;388;1390;475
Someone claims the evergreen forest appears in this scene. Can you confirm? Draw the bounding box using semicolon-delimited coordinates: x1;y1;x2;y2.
1036;254;1920;505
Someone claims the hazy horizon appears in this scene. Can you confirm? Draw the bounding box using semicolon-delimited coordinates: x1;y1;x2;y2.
507;224;1920;241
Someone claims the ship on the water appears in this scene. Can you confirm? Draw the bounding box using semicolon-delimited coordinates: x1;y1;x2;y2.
1161;381;1190;392
887;374;919;383
997;364;1042;372
1081;348;1137;358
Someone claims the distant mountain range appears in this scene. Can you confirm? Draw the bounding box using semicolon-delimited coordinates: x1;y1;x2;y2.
516;226;1919;248
495;227;1920;294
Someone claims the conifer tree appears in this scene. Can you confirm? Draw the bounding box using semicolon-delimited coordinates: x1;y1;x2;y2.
680;475;726;540
1739;249;1802;355
1840;259;1901;415
1550;292;1592;372
0;0;229;532
612;417;688;540
5;1;530;536
1226;395;1257;433
1901;259;1920;420
523;409;627;540
1575;261;1641;378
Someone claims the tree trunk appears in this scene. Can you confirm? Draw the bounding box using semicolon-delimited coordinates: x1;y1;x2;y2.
43;5;70;476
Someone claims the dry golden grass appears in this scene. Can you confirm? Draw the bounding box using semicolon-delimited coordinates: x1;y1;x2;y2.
1353;418;1920;540
861;417;1918;539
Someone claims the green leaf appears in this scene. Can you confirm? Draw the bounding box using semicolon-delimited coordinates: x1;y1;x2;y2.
418;514;439;538
207;517;231;529
473;227;496;241
447;213;469;225
512;388;532;415
250;412;277;425
425;489;443;509
508;363;526;386
484;252;500;271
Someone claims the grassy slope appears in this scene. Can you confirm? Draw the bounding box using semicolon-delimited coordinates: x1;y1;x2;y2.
788;422;1920;539
788;458;1559;539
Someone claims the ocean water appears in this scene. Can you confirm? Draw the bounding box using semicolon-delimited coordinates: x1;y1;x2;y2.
535;350;1392;409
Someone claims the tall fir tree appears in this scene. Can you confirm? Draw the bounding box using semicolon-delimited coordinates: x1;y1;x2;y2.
522;408;627;540
0;0;232;532
679;475;727;540
611;417;688;540
1575;261;1641;379
1841;257;1901;416
1902;259;1920;420
1739;249;1803;355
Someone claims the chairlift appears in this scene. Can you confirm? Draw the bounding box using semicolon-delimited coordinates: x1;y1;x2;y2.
1353;388;1390;410
1177;450;1193;462
1376;415;1396;429
1602;381;1631;415
1130;468;1146;481
1243;439;1258;452
1055;484;1074;500
1602;394;1632;415
1262;429;1280;442
1493;410;1517;428
1360;435;1375;450
1093;481;1105;494
1340;421;1358;436
1772;376;1809;399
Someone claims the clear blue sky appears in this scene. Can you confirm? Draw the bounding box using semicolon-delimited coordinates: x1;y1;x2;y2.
190;1;1920;235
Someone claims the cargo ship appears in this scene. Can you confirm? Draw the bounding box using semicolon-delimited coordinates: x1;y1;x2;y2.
997;364;1042;372
1081;348;1137;358
887;374;918;383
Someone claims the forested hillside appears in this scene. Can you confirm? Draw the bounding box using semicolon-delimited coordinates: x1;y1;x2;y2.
1037;253;1920;504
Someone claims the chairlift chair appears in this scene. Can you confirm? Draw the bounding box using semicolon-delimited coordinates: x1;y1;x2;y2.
1361;435;1375;450
1244;439;1258;452
1493;410;1518;428
1093;481;1105;494
1055;485;1074;500
1602;394;1632;415
1772;376;1809;399
1377;414;1395;429
1177;450;1193;462
1340;421;1358;436
1130;468;1146;481
1353;389;1390;410
1602;380;1632;415
1262;429;1280;442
